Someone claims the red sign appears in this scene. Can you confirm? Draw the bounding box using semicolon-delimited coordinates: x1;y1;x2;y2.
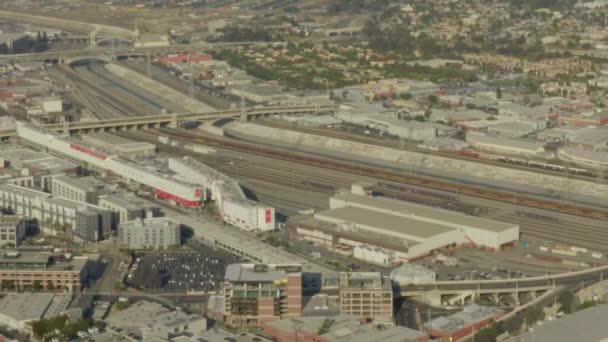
195;188;202;197
265;209;272;223
70;144;107;160
155;189;201;208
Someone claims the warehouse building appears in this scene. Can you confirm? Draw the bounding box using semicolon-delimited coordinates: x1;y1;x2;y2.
118;217;181;250
557;147;608;169
50;175;106;204
222;263;302;327
0;184;112;241
82;132;156;160
0;293;73;331
263;314;428;342
98;192;160;225
486;120;544;138
0;251;91;292
390;264;436;285
425;304;505;341
338;272;393;324
466;131;546;157
566;126;608;150
293;193;518;265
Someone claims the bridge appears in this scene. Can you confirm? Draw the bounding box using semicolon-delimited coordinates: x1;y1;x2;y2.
0;41;286;64
400;264;608;306
0;104;336;139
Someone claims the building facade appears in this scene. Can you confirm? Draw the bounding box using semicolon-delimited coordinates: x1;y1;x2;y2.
118;217;180;250
338;272;393;324
222;263;302;327
51;175;105;204
0;215;26;248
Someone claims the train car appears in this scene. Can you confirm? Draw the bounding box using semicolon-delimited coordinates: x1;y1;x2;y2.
16;122;204;208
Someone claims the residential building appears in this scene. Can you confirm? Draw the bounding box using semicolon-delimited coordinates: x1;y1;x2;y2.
425;304;505;341
98;192;160;225
0;251;91;292
51;175;105;204
0;215;26;248
118;217;180;250
263;314;428;342
222;263;303;327
338;272;393;324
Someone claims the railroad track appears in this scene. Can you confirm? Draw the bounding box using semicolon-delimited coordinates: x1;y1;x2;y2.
258;120;606;183
154;127;608;221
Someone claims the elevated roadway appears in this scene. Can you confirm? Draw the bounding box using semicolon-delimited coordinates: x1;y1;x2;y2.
0;104;336;138
0;41;285;64
400;264;608;305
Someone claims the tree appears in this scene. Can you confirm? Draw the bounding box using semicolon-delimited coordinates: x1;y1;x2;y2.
400;92;413;100
428;95;438;104
496;87;503;99
113;281;124;292
33;280;43;291
318;318;334;335
559;291;580;314
525;306;544;326
47;281;55;290
503;314;524;334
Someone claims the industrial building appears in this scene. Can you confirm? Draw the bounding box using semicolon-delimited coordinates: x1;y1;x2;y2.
118;217;181;250
338;272;393;324
424;304;505;341
465;131;546;157
222;263;302;327
0;184;112;241
293;193;519;264
566;126;608;149
16;122;204;208
0;293;73;331
50;175;106;204
98;192;160;225
557;147;608;169
263;314;428;342
486;120;543;138
0;215;26;248
105;300;207;341
169;157;275;231
82;132;156;160
0;251;91;292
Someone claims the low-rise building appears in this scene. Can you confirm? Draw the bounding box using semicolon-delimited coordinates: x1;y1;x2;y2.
425;304;505;341
566;126;608;150
338;272;393;324
82;132;156;160
222;263;303;327
118;217;180;250
390;264;436;285
51;175;106;204
263;314;428;342
466;131;546;157
0;292;72;331
98;192;160;225
0;251;91;292
0;215;26;248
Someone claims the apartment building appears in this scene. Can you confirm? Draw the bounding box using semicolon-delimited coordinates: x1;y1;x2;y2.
118;217;180;250
338;272;393;324
222;263;302;327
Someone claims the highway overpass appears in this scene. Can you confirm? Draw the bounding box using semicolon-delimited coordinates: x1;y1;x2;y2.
0;41;286;64
0;104;336;139
399;264;608;306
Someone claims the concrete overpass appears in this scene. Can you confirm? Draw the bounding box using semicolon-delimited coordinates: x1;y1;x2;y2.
399;264;608;306
0;41;286;64
0;104;336;138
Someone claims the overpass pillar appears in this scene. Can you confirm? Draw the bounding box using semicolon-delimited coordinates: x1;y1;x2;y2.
169;112;178;128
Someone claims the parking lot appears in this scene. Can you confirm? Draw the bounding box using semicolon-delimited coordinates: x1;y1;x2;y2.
125;248;241;293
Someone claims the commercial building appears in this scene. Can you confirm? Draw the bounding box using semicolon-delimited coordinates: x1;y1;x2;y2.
0;293;72;331
557;147;608;169
16;123;204;208
465;131;546;157
118;217;181;250
338;272;393;324
98;192;160;225
263;314;428;342
565;126;608;149
293;193;519;265
51;175;105;204
486;121;543;138
0;215;26;248
222;263;302;327
82;132;156;160
169;157;275;231
424;304;505;341
105;300;207;341
0;251;91;292
509;305;608;342
0;184;113;241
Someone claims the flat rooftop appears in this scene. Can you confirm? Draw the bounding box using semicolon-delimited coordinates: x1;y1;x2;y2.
426;304;504;333
332;193;517;233
316;207;455;242
224;263;300;283
0;293;71;322
467;131;545;151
